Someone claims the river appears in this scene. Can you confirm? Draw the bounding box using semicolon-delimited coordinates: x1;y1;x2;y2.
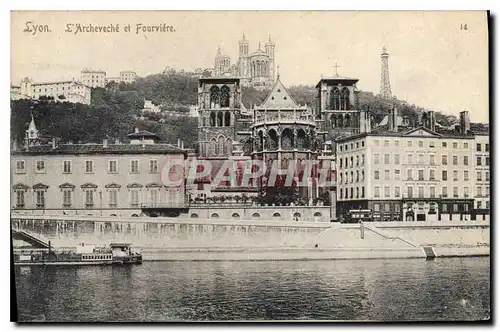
14;257;490;322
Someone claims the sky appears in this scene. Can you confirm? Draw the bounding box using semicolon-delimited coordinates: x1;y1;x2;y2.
11;11;489;122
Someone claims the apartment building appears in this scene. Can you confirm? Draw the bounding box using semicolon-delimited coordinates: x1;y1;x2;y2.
336;109;478;222
15;77;92;105
81;69;107;88
11;120;187;217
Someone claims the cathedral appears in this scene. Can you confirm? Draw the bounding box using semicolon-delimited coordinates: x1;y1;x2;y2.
213;34;275;90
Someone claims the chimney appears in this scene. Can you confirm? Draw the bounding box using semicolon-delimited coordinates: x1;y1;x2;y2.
103;138;108;148
402;116;410;126
417;112;423;126
392;107;398;132
428;111;436;131
359;110;366;133
460;111;471;135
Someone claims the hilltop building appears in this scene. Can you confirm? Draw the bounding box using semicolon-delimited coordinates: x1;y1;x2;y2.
12;77;92;105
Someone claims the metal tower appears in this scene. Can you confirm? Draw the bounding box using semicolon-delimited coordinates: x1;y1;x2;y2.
380;46;392;99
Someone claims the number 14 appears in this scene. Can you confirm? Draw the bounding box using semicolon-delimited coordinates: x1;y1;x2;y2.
460;23;468;30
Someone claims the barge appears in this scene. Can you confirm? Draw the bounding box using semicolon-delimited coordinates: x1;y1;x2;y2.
13;242;142;267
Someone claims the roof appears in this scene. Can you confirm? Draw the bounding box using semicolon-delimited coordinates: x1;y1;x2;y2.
199;77;240;84
12;143;186;156
256;77;301;109
127;130;161;140
336;126;476;143
315;76;359;88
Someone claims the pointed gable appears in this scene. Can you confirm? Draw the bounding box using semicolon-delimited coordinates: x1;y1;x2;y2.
402;126;442;138
258;78;299;109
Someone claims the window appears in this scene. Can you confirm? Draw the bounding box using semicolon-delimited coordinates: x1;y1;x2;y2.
384;140;390;147
374;170;380;180
477;157;482;166
463;156;468;165
477;171;482;181
395;169;400;180
16;191;25;208
384;154;390;164
339;159;343;168
476;186;481;197
384;170;390;180
108;190;118;207
16;160;25;173
63;190;72;207
150;189;159;204
395;186;400;197
485;157;490;166
486;171;489;181
430;186;436;198
374;203;380;212
476;143;482;152
464;142;469;149
63;160;72;173
442;155;447;165
85;190;94;207
418;141;424;148
374;186;380;198
356;156;359;166
85;160;94;173
374;154;380;164
356;142;359;149
361;187;365;198
407;186;413;198
395;140;400;147
150;160;158;173
430;155;435;165
130;160;139;173
430;169;435;180
418;186;424;198
453;187;458;198
36;190;45;209
384;186;390;197
453;204;459;212
407;140;412;147
486;201;490;209
442;186;448;198
452;155;458;165
485;143;489;152
374;140;380;146
442;203;448;212
395;154;400;165
361;154;365;165
452;142;458;149
464;187;469;198
442;170;447;181
384;203;390;212
464;170;469;181
442;142;447;148
362;141;365;147
418;170;424;181
36;160;45;173
407;169;413;180
486;186;490;197
339;173;343;184
453;170;458;181
108;160;117;173
430;141;435;148
130;189;140;207
408;154;413;164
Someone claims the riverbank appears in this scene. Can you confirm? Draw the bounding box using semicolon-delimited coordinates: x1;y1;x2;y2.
11;215;489;261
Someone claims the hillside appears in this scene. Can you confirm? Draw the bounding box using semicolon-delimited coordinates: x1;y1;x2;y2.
11;72;457;149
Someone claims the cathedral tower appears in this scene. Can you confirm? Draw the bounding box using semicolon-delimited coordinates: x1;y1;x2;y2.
265;35;275;80
238;33;249;77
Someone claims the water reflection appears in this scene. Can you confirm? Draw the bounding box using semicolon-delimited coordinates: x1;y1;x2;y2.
14;257;490;322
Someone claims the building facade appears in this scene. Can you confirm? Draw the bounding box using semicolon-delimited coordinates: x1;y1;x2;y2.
474;132;490;221
120;71;137;83
213;35;275;90
335;110;478;222
80;69;107;88
11;121;187;217
15;77;92;105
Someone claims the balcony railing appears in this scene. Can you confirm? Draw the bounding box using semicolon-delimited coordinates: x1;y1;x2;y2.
253;112;316;125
